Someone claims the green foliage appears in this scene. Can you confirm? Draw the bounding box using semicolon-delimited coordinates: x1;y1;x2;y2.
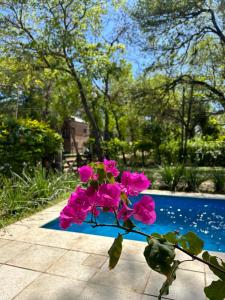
108;234;123;270
102;138;130;160
187;139;225;167
148;233;222;300
151;231;204;256
183;167;200;192
204;280;225;300
0;167;76;227
0;118;62;174
212;170;225;193
160;164;184;191
178;232;204;256
203;251;225;300
160;138;225;167
144;237;178;298
144;238;176;276
159;140;180;164
159;260;180;298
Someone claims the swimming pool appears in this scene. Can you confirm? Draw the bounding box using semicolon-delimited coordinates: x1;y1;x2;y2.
42;194;225;252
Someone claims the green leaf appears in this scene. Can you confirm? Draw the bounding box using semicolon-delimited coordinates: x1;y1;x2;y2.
123;219;136;230
202;251;225;281
108;234;123;270
151;232;163;239
163;232;179;244
97;167;106;179
89;180;98;190
178;232;204;255
159;260;180;297
204;280;225;300
121;191;130;205
144;238;176;277
107;173;115;183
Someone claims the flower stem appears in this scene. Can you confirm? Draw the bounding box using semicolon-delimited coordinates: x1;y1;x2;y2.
90;221;225;275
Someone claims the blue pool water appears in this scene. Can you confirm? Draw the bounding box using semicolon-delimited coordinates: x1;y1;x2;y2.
42;194;225;252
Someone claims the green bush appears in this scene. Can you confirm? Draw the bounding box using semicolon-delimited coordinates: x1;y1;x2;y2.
159;140;180;164
183;167;201;192
187;138;225;166
211;170;225;193
160;138;225;166
102;138;131;160
0;118;62;174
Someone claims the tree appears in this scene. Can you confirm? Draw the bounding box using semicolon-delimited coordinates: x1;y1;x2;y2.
131;0;225;113
0;56;81;129
0;0;125;160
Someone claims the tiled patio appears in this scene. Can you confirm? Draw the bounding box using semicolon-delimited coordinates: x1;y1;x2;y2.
0;195;224;300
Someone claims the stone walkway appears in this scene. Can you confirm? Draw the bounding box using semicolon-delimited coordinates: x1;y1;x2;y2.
0;196;224;300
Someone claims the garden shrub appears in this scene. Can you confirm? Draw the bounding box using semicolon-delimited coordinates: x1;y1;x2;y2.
101;138;131;160
160;138;225;166
0;167;76;226
211;170;225;193
187;138;225;166
159;140;180;164
183;167;201;192
0;118;62;174
160;164;184;191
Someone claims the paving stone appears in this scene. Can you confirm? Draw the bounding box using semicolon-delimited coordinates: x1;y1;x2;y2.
0;239;10;248
8;244;66;272
0;265;40;300
80;283;143;300
0;240;32;263
36;230;81;249
14;273;86;300
145;269;205;300
82;254;107;268
90;258;151;293
15;227;51;244
17;212;59;227
47;250;97;281
175;250;205;272
70;234;114;255
0;224;30;240
121;240;146;263
205;272;219;286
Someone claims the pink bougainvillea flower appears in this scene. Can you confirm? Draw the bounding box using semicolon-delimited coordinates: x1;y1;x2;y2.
75;186;93;209
121;171;151;196
133;195;156;224
60;204;88;228
103;159;120;177
78;165;93;183
98;183;121;209
117;203;133;221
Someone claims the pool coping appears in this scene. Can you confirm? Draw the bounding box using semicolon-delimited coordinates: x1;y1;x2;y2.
142;189;225;200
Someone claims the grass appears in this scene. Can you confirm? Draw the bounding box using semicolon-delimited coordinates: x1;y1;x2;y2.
0;167;77;229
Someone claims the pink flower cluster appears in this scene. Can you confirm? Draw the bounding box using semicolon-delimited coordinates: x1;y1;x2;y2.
60;159;156;229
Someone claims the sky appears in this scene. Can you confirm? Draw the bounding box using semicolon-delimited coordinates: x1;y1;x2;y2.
99;1;152;77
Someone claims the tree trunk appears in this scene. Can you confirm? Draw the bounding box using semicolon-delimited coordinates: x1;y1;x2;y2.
62;52;103;161
103;107;110;141
141;149;145;167
183;85;194;163
180;87;185;162
70;69;103;161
